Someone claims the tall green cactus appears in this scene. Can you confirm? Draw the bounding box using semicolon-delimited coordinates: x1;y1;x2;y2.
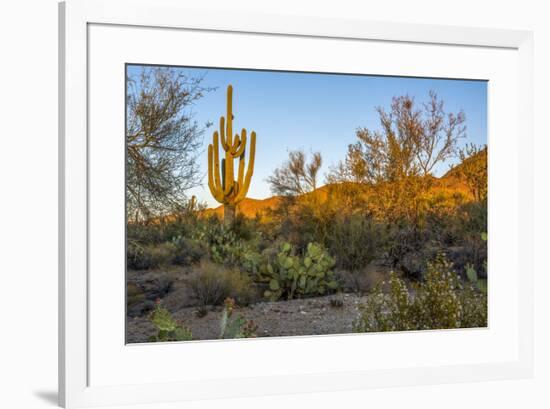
207;85;256;225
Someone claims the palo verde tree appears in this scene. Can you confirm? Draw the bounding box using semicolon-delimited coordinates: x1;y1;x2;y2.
329;91;466;222
126;67;212;221
207;85;257;225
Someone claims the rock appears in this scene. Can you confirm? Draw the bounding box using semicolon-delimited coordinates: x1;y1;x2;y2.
127;299;154;318
139;276;173;300
126;272;175;317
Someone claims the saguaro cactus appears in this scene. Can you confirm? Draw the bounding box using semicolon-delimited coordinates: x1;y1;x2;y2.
207;85;256;225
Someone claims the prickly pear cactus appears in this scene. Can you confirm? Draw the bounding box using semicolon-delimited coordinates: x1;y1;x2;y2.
148;300;193;342
262;242;339;300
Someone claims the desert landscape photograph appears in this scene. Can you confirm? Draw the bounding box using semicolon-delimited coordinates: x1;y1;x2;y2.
125;65;488;343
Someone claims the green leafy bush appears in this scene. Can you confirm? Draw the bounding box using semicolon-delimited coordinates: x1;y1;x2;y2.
326;213;385;272
148;301;193;342
219;298;258;339
188;262;258;307
354;254;487;332
259;242;339;300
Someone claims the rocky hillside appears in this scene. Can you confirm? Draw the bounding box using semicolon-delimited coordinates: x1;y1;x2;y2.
202;169;476;220
202;195;283;219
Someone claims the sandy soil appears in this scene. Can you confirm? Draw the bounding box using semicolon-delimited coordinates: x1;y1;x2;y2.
126;292;370;343
126;268;375;343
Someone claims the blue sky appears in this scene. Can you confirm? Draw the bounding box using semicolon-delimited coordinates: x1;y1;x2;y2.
127;65;487;208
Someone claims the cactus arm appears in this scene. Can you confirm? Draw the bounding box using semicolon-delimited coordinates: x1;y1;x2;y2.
221;158;226;192
207;144;214;191
226;85;233;148
236;147;246;192
235;131;256;203
212;131;222;193
231;134;241;154
223;148;235;196
219;116;231;151
207;143;224;203
221;158;235;202
235;130;248;193
219;85;234;153
232;129;247;157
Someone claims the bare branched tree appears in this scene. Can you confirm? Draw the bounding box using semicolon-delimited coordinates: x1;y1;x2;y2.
267;150;322;196
126;67;212;221
416;91;466;175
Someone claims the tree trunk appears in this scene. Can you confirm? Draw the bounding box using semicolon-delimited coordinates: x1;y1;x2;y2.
223;204;236;226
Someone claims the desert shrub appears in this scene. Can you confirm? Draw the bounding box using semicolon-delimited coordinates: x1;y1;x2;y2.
266;197;333;254
127;240;153;270
460;256;488;328
386;224;437;280
127;223;164;245
192;222;262;274
445;202;488;276
287;205;329;252
383;199;487;280
127;241;177;270
127;238;205;270
258;242;339;300
327;213;386;272
459;201;487;233
354;254;487;332
126;202;204;250
148;301;193;342
157;214;200;242
188;262;258;307
230;214;259;242
170;236;207;266
219;298;258;339
459;283;488;328
447;235;487;278
148;242;178;267
126;282;145;307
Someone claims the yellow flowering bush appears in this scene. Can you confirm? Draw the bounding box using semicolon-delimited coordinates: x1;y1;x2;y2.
354;254;487;332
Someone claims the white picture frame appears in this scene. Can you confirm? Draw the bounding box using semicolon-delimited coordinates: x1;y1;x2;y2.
59;0;534;407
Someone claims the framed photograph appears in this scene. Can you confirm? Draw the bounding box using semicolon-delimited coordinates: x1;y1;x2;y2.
59;0;534;407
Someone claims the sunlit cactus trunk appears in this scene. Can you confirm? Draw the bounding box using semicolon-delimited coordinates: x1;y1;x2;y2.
207;85;256;226
223;204;236;226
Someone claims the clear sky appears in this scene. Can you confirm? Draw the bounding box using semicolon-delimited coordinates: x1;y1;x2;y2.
127;65;487;209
